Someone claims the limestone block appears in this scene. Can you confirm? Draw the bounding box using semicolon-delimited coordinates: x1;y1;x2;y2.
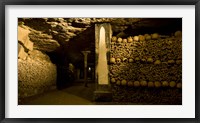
24;39;33;51
18;26;30;44
29;32;60;52
18;26;33;51
18;44;27;60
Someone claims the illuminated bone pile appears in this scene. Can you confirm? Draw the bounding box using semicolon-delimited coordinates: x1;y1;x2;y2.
109;31;182;89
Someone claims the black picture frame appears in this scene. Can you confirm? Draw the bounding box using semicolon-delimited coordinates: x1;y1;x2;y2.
0;0;199;122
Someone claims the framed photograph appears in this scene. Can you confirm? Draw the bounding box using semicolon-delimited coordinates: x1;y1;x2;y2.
0;0;199;122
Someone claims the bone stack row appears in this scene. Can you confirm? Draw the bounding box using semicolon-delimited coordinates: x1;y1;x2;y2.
109;31;182;88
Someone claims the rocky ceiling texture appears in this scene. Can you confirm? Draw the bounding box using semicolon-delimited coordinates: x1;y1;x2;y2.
19;18;182;67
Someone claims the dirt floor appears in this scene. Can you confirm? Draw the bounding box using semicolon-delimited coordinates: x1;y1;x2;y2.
19;82;96;105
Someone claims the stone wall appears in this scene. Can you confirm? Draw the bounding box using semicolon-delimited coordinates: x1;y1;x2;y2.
109;32;182;104
18;26;57;98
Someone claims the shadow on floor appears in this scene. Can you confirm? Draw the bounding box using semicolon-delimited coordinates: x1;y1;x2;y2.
19;82;96;105
61;82;95;102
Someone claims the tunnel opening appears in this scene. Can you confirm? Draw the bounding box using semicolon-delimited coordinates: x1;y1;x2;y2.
46;24;96;90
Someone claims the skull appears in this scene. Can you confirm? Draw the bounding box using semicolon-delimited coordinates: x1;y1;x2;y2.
116;58;121;64
110;58;115;64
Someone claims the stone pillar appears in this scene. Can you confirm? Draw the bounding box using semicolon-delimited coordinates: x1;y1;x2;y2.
77;69;80;80
94;23;112;102
81;51;91;87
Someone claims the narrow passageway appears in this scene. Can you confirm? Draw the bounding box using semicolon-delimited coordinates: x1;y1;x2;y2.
19;81;95;105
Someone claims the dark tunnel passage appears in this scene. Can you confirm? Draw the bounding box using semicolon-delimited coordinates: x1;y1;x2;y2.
46;24;96;90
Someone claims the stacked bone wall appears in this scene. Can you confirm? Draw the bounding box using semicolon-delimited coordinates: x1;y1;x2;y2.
18;26;57;99
109;32;182;104
18;55;57;98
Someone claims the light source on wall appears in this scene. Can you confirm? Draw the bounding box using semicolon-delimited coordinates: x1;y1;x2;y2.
88;67;91;71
